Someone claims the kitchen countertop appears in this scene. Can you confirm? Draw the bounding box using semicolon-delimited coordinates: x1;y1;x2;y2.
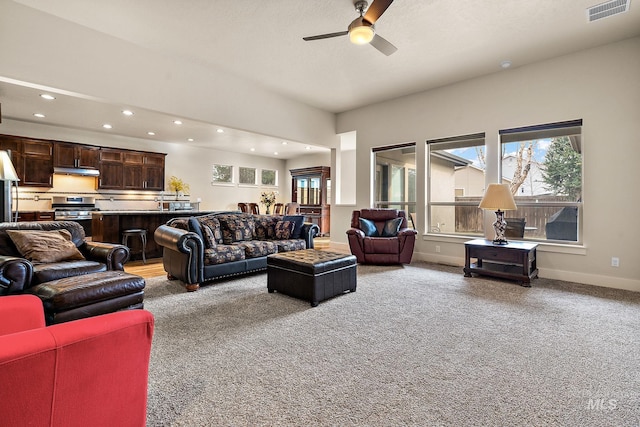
93;210;211;215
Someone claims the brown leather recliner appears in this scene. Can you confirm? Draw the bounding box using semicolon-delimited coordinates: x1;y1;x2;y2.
346;209;417;264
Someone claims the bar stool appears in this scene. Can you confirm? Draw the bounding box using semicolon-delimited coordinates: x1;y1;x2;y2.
122;228;147;263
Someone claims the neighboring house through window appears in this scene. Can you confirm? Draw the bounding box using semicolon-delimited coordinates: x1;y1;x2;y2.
427;133;486;235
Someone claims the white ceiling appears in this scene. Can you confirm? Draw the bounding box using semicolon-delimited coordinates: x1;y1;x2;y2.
1;0;639;158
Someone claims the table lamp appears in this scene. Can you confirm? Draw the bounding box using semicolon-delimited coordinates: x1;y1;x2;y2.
0;150;20;222
478;183;517;245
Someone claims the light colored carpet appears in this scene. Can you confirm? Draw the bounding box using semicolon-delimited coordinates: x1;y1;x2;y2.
143;262;640;426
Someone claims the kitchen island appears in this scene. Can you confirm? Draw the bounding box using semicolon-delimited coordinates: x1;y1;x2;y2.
92;210;218;260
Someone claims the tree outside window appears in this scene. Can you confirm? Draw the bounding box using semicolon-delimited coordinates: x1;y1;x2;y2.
261;169;277;186
239;167;256;185
212;164;233;183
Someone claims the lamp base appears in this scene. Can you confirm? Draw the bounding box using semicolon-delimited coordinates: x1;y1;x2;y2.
492;209;509;245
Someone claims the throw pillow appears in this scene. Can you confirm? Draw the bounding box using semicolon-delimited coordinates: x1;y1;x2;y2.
382;217;403;237
359;218;379;237
274;220;295;240
282;215;304;239
6;229;85;263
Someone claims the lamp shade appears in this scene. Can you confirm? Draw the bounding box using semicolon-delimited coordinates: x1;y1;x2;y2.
0;150;19;181
348;18;375;45
478;183;516;211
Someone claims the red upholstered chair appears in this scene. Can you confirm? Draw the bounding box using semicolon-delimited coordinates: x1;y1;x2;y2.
0;295;154;427
346;208;417;264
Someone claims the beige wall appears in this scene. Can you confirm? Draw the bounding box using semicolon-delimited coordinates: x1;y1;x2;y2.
335;37;640;291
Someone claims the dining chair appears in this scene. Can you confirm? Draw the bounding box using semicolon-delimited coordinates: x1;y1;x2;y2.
285;202;300;215
237;202;249;213
248;203;260;215
273;203;284;215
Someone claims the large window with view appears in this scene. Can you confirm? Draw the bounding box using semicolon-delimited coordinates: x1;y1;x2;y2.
500;120;582;243
373;143;416;228
427;133;486;235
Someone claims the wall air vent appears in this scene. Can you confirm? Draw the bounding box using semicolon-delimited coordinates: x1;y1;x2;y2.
587;0;630;22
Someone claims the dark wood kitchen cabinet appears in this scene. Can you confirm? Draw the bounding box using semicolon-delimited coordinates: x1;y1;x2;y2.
21;140;53;187
100;148;165;191
54;142;100;169
0;135;53;187
123;151;165;191
98;148;124;189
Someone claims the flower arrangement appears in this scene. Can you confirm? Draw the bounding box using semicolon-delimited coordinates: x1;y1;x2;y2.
167;176;190;197
260;191;277;212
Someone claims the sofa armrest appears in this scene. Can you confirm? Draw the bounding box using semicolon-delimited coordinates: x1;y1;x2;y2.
0;295;45;335
0;256;34;295
154;225;204;285
398;228;418;237
80;241;130;271
0;308;154;426
301;222;320;249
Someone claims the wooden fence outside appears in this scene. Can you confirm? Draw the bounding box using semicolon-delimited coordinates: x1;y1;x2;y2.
455;195;574;239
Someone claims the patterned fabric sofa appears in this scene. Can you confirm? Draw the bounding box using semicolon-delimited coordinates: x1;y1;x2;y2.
154;212;319;291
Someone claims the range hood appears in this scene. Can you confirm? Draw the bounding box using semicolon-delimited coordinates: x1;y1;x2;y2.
53;167;100;177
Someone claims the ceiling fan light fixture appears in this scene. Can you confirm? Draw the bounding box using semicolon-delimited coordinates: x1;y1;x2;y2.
349;25;375;44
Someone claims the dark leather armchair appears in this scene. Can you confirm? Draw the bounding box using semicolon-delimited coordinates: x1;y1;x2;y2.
346;209;417;264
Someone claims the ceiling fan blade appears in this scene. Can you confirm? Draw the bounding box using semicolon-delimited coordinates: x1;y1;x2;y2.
303;31;348;41
363;0;394;24
370;34;397;56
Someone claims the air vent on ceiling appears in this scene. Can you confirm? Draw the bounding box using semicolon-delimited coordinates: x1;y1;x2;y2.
587;0;630;22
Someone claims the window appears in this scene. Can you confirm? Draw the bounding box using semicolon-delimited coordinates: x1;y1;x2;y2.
373;143;416;227
500;120;583;243
261;169;277;186
239;167;256;185
212;164;233;184
427;133;486;235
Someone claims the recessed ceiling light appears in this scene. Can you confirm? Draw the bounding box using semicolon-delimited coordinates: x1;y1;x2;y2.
305;146;311;150
173;120;183;125
147;131;156;136
187;138;194;142
33;113;45;118
250;148;255;152
122;110;134;116
501;60;512;69
281;141;288;145
103;124;112;129
216;128;224;133
40;94;55;100
274;152;279;155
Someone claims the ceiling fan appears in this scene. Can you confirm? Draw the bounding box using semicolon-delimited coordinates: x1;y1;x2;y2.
303;0;397;56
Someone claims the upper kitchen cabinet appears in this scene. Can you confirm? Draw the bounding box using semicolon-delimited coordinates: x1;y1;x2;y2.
100;148;165;191
21;139;53;187
54;142;100;170
0;134;53;187
123;151;165;191
98;148;124;189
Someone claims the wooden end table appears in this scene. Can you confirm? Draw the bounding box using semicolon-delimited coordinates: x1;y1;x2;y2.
463;239;538;287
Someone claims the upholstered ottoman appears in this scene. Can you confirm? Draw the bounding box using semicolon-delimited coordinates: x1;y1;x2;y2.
27;271;146;324
267;249;357;307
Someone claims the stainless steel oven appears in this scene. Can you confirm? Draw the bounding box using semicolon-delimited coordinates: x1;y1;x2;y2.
52;196;98;236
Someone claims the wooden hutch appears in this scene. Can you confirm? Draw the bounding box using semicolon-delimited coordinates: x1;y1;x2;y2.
290;166;330;236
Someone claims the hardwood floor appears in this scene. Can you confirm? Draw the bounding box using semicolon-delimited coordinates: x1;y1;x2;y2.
125;237;333;279
124;258;166;279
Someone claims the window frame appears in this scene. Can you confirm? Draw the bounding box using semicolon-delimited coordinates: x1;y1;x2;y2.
211;164;234;185
499;119;583;244
426;133;486;236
